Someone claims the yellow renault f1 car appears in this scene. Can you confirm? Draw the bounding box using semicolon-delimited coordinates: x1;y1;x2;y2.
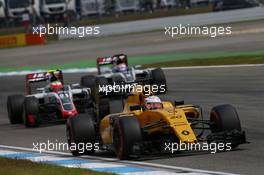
66;89;246;159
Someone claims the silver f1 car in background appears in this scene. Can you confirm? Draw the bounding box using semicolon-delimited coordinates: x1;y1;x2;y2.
80;54;167;97
7;70;98;127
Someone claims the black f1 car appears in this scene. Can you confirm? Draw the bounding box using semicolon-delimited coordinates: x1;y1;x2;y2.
7;70;99;127
80;54;167;97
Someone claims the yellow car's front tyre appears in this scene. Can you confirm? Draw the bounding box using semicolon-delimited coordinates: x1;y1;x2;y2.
113;116;142;160
210;104;241;133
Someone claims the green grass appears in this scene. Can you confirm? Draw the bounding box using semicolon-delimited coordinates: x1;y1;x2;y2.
143;55;264;68
0;157;115;175
1;50;264;73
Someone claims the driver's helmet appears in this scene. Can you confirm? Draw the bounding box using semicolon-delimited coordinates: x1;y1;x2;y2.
113;55;128;72
115;63;127;72
116;56;125;65
144;96;162;110
50;81;63;92
49;72;58;82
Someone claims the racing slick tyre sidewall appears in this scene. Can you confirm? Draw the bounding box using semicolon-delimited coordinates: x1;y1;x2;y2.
66;113;96;156
150;68;167;94
93;77;108;100
97;98;110;122
210;104;241;133
7;95;24;124
24;97;40;127
113;116;142;160
80;75;96;89
210;104;242;148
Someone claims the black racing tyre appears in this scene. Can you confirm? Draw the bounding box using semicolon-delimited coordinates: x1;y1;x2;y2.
113;116;142;160
96;77;108;87
94;77;108;98
24;97;40;127
80;75;96;89
97;98;110;122
7;95;24;124
210;104;241;133
112;75;127;95
66;113;96;156
151;68;167;94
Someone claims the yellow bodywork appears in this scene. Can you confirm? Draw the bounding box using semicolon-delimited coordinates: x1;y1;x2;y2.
100;91;200;145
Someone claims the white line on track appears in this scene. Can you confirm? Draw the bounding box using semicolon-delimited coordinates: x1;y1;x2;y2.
0;68;97;77
0;144;238;175
162;64;264;70
0;64;263;77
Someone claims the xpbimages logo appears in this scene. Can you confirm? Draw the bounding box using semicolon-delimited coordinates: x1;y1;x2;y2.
32;24;100;37
32;140;99;154
164;141;232;154
98;83;166;95
165;24;232;38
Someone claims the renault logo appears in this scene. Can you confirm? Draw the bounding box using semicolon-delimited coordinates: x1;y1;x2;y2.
182;130;190;135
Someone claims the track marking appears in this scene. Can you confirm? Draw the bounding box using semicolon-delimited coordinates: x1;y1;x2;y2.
26;155;70;162
232;28;264;35
0;145;238;175
65;162;127;169
0;68;97;77
0;64;263;77
162;64;264;70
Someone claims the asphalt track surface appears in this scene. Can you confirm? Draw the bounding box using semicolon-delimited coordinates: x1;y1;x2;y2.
0;19;264;174
0;66;263;175
0;21;264;68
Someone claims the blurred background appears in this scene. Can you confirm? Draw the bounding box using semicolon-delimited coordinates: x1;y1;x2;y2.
0;0;263;70
0;0;262;32
0;1;264;174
